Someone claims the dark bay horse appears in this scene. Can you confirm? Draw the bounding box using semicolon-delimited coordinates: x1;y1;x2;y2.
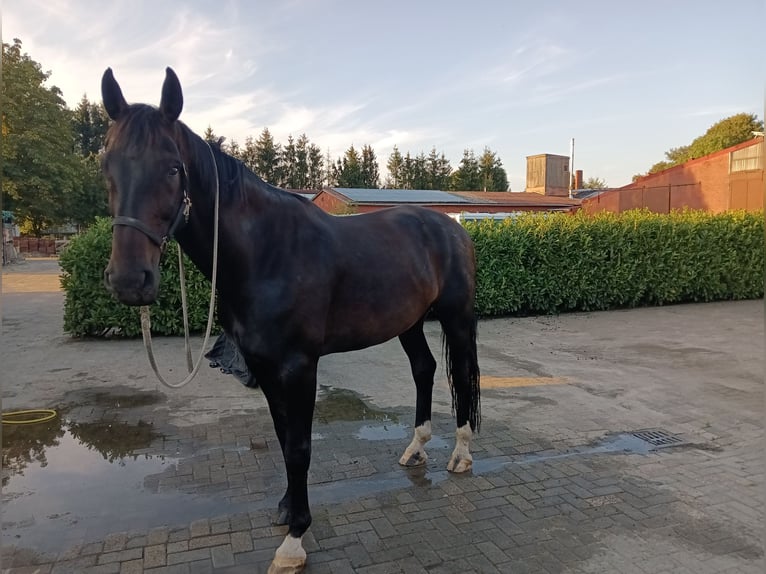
101;67;480;572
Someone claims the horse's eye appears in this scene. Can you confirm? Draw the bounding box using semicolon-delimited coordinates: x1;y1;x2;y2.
168;166;180;177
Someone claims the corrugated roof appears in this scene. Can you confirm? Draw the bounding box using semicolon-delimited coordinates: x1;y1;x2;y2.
451;191;581;206
331;188;474;204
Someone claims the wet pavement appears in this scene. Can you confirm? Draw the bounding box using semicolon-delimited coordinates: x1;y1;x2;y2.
1;258;763;573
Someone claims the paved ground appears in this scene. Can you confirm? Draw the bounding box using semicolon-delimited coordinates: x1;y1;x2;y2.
1;258;763;573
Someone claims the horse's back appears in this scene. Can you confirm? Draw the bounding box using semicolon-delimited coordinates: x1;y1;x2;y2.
317;205;475;353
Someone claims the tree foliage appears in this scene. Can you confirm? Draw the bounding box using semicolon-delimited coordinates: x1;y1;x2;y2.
383;147;452;190
334;145;363;187
583;176;608;189
70;95;110;226
253;128;281;184
360;145;380;189
426;148;452;190
448;147;508;191
477;147;509;191
385;146;404;188
2;39;83;235
72;95;109;157
639;113;764;178
451;149;481;190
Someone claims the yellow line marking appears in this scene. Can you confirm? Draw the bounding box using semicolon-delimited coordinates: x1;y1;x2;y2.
481;376;568;389
2;274;62;293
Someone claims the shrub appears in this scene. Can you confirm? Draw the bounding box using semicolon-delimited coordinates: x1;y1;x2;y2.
60;217;214;337
61;210;763;337
465;209;764;316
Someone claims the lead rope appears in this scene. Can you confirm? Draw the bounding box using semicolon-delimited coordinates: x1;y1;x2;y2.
139;143;220;389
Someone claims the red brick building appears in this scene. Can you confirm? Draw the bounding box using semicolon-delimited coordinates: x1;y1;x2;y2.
582;137;763;214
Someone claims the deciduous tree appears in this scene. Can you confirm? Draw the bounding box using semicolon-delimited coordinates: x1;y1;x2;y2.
638;113;763;178
2;39;81;235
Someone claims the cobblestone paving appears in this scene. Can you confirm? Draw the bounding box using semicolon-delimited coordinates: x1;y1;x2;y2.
2;262;762;572
2;385;762;574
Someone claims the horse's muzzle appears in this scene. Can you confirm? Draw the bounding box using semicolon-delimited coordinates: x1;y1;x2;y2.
104;265;159;306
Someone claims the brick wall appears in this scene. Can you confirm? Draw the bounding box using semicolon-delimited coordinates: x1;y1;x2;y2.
582;139;763;214
13;237;58;256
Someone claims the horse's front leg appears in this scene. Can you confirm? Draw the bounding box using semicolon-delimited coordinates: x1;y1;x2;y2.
264;355;318;574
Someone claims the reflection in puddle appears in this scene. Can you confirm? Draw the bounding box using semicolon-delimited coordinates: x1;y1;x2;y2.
355;423;409;441
354;423;450;450
3;425;178;553
314;385;398;423
67;420;160;463
1;403;236;555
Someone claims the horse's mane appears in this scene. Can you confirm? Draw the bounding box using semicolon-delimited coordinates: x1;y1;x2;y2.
106;104;310;208
194;139;310;208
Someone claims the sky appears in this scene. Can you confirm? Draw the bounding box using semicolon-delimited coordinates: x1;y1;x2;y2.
5;1;764;191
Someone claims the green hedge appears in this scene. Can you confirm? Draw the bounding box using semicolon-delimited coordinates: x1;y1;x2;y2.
60;210;763;337
60;217;213;337
466;209;764;316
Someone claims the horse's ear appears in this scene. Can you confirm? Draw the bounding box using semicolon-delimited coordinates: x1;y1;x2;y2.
159;67;183;123
101;68;128;120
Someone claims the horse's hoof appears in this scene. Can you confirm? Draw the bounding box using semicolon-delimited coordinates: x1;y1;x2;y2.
267;556;305;574
268;536;306;573
447;455;472;473
399;450;427;467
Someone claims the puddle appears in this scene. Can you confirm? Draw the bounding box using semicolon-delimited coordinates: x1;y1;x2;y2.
314;385;398;424
355;423;409;441
84;390;164;409
2;402;237;554
285;431;685;508
3;429;177;551
354;423;450;450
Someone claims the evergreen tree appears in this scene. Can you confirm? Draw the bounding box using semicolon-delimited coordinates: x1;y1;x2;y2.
240;136;258;173
450;149;481;190
360;145;380;188
307;142;324;189
72;95;109;157
280;134;298;188
324;148;337;187
225;139;242;160
70;95;110;226
335;145;364;187
426;147;452;190
400;151;428;189
385;146;404;188
202;125;218;143
253;127;281;184
293;134;311;189
478;147;509;191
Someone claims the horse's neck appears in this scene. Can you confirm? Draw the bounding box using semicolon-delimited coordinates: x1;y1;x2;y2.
177;144;269;284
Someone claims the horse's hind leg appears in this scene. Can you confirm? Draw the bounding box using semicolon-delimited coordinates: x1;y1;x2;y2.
439;310;481;474
398;319;437;467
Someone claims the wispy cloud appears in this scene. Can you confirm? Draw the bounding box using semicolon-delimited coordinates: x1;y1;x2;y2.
680;106;754;118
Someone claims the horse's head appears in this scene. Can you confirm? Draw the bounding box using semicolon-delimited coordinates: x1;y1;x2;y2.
101;67;189;305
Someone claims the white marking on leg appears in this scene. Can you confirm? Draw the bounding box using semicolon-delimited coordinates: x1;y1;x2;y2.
268;534;306;573
447;423;473;473
399;420;432;467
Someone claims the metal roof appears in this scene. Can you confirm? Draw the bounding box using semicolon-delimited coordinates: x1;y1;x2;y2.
331;188;474;204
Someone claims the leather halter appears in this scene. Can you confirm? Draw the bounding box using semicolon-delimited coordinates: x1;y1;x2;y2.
112;164;192;251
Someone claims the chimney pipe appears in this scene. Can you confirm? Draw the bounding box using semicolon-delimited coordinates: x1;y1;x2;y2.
575;170;583;190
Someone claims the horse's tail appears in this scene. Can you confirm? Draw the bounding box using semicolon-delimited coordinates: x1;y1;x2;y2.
443;314;481;433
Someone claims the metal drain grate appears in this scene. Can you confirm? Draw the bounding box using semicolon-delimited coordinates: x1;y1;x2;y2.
631;429;684;448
